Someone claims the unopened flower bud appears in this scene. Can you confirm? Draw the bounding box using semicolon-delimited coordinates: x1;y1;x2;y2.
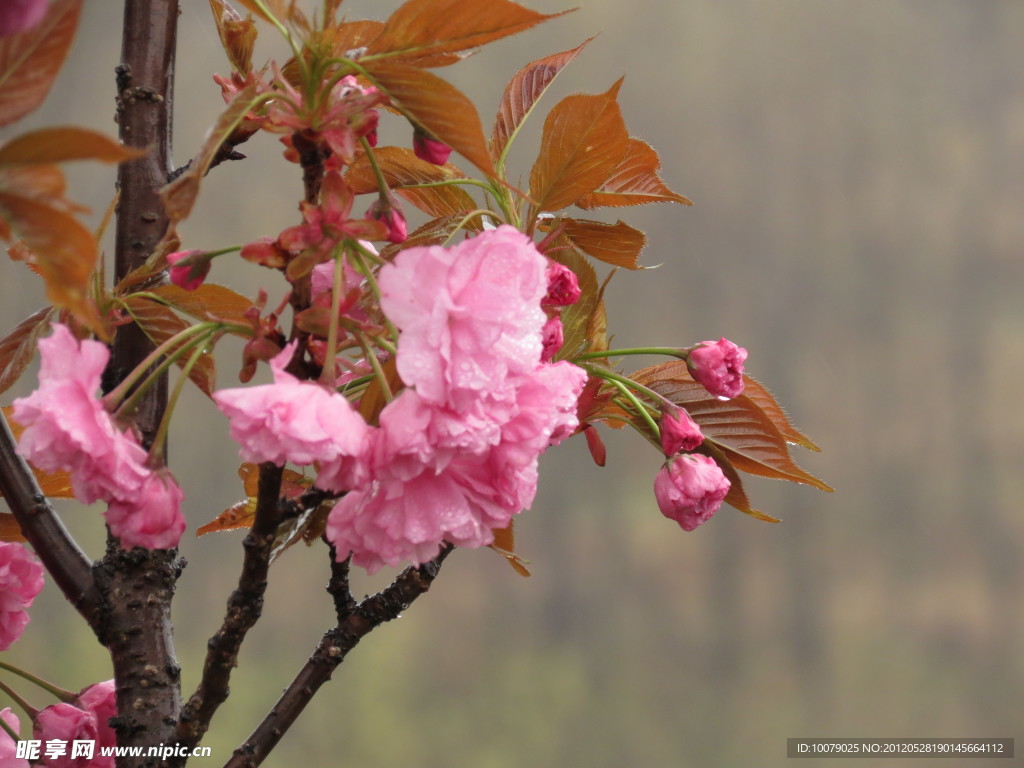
412;127;452;165
654;454;730;532
540;314;564;362
542;260;581;306
366;196;407;244
167;250;212;290
659;406;703;455
686;337;747;399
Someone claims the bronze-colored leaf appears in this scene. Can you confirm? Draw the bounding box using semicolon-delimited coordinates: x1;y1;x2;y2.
576;137;692;209
0;127;145;167
549;240;605;361
346;146;476;218
0;0;82;127
379;212;473;260
330;19;385;56
490;521;531;577
701;442;779;522
366;0;569;66
0;515;26;543
232;0;288;24
561;218;646;269
122;296;217;396
632;361;832;492
0;164;67;201
491;37;594;165
159;83;259;239
197;499;255;536
529;80;629;214
0;191;103;337
741;375;820;451
364;63;496;178
358;356;402;424
149;283;255;328
209;0;258;74
0;307;51;395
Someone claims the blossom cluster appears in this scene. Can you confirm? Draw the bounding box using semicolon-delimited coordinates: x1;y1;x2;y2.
0;542;43;651
214;227;585;572
12;326;185;550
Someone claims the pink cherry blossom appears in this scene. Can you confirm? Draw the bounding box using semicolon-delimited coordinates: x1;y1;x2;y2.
33;704;97;768
76;681;116;761
0;542;44;651
365;196;407;244
379;226;548;409
214;344;371;488
105;471;186;550
542;261;581;307
687;337;747;399
540;314;563;362
0;0;47;37
166;250;211;290
653;454;730;532
659;406;703;455
412;130;452;165
12;325;149;505
0;707;28;767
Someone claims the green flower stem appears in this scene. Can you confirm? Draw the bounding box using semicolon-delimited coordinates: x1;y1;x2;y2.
0;660;76;703
0;679;38;719
148;336;218;465
349;249;399;343
398;178;501;195
248;0;304;77
356;331;392;404
320;249;345;387
604;379;660;437
102;320;219;410
573;346;686;362
443;210;501;246
0;713;17;741
359;136;391;198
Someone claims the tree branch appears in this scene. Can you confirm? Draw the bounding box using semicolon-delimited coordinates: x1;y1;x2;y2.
224;545;455;768
0;413;99;622
177;463;284;749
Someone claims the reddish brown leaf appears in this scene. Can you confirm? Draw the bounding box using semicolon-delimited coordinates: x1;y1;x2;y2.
233;0;288;24
149;283;255;328
0;191;103;337
0;127;145;167
0;307;52;395
122;296;217;396
561;218;646;269
346;146;476;218
365;63;495;178
160;83;260;235
330;20;385;56
198;464;309;537
576;137;692;209
491;37;594;165
0;515;26;543
742;375;820;451
0;165;67;201
209;0;258;73
490;521;531;577
548;241;605;361
529;80;629;214
366;0;569;66
197;499;255;536
358;356;402;424
632;361;832;492
583;424;607;467
0;0;81;127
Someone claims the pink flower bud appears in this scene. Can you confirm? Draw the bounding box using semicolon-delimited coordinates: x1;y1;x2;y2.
687;337;747;399
76;680;117;754
104;471;186;551
0;707;26;765
33;703;98;767
166;250;211;291
659;406;703;455
0;0;47;37
542;261;581;306
653;454;730;531
366;196;407;244
540;314;564;362
0;542;44;651
412;129;452;165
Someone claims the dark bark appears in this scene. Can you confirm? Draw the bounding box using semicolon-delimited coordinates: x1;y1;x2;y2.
103;2;183;764
224;545;454;768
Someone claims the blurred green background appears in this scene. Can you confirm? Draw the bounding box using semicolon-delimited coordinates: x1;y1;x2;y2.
2;1;1022;766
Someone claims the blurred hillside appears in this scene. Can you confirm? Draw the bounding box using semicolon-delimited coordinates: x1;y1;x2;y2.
2;1;1022;766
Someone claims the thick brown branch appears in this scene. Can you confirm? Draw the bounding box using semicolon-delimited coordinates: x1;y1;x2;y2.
0;414;99;621
224;545;455;768
177;463;285;750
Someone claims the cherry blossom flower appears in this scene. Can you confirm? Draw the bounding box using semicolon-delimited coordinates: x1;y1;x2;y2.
542;261;581;307
379;226;548;409
214;344;371;488
654;454;730;532
412;129;452;165
75;681;116;763
0;542;44;651
12;325;149;505
659;406;703;455
540;314;564;362
104;471;186;551
166;250;211;290
365;195;407;244
0;0;47;37
0;707;28;767
687;337;747;399
32;704;97;768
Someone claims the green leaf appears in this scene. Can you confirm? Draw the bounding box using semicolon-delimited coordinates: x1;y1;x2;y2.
0;0;82;127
